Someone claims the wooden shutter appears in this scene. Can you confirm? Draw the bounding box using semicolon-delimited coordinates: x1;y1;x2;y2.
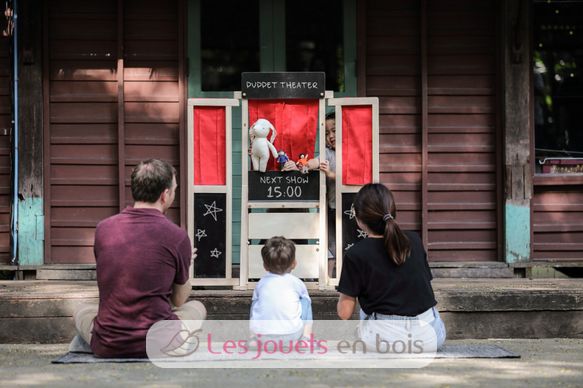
188;98;239;285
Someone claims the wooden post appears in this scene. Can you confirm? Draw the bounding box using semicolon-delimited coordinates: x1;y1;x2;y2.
17;0;43;265
503;0;531;263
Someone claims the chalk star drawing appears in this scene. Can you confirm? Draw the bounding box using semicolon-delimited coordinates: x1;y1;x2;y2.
344;205;356;220
210;248;222;259
344;243;354;251
203;201;223;222
195;229;207;241
357;229;368;238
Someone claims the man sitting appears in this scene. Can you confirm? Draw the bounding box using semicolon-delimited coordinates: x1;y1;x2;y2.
74;159;206;358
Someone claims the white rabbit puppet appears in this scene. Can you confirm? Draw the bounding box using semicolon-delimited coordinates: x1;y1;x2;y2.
249;118;278;172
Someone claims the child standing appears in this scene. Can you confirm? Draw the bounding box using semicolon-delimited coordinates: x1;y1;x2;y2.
250;236;312;340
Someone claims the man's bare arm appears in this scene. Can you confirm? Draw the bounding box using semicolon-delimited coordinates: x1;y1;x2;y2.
171;279;191;307
171;246;197;307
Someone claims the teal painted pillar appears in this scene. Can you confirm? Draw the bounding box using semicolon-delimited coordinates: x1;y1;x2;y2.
503;0;532;264
17;199;44;265
505;201;530;263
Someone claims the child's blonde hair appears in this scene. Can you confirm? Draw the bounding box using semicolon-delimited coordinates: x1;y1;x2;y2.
261;236;296;275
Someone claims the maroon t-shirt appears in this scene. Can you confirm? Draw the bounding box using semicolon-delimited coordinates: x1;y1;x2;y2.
90;207;191;358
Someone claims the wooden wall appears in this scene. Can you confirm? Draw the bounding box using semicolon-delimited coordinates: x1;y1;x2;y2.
42;0;503;264
364;0;500;261
22;0;583;265
45;0;183;263
533;183;583;261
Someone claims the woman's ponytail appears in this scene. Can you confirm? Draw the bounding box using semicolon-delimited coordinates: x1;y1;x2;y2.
383;215;410;266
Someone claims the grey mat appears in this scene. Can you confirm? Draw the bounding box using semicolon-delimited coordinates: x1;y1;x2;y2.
53;353;149;364
53;335;150;364
53;343;519;364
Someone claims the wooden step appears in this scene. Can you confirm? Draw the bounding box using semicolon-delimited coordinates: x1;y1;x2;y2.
16;262;516;280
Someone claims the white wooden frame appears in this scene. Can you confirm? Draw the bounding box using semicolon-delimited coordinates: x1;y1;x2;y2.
187;97;239;286
327;97;380;287
239;94;329;290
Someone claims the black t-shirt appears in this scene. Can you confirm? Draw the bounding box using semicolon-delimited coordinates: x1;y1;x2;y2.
337;231;437;316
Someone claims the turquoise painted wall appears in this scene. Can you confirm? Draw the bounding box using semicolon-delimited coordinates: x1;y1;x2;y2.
17;198;44;265
505;202;530;263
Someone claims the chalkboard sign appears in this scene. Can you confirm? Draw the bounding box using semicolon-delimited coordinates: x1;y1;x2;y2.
242;72;325;99
248;171;319;201
193;193;226;278
341;193;368;253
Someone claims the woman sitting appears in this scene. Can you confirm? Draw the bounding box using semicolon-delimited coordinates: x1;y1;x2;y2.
336;183;446;351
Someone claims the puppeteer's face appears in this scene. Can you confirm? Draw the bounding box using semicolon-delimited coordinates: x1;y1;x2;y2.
325;119;336;149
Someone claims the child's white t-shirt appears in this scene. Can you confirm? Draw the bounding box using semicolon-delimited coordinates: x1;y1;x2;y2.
250;272;311;335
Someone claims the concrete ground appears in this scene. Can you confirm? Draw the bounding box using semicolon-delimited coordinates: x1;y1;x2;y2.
0;339;582;387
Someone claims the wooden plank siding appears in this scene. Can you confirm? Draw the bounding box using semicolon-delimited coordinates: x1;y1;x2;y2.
40;0;502;264
533;185;583;261
367;1;422;237
426;0;498;261
0;36;11;264
45;0;182;263
365;0;500;261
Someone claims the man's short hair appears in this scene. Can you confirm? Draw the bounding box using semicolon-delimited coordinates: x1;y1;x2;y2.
261;236;296;275
325;112;335;121
130;159;176;203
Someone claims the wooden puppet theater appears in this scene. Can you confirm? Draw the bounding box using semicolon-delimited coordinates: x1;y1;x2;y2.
188;72;378;289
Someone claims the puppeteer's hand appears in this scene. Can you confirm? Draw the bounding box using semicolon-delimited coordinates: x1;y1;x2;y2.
320;160;336;179
192;247;198;261
282;160;299;171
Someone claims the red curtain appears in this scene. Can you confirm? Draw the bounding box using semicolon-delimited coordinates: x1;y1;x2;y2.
248;100;319;171
342;106;372;185
193;106;226;185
